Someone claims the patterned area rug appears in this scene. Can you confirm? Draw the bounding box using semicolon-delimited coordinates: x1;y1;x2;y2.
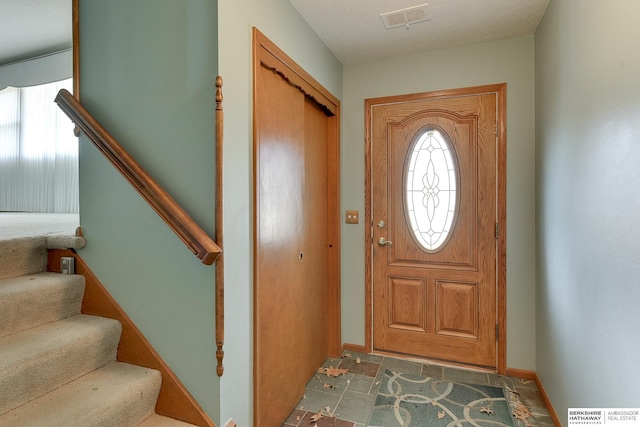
369;370;514;426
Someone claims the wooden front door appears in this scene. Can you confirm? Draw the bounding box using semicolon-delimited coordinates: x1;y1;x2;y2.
367;85;506;370
253;29;341;427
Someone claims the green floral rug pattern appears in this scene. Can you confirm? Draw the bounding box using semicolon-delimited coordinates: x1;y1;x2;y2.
368;370;515;426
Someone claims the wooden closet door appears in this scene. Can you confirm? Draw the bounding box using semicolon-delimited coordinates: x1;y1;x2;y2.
255;63;305;427
254;59;331;427
301;97;329;366
253;28;341;427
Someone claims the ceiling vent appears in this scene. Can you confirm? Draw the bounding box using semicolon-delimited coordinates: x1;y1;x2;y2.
380;3;430;30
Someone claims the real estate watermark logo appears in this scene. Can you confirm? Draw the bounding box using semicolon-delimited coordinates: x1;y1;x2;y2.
569;409;640;426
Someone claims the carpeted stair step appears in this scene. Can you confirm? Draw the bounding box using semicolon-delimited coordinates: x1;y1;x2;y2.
0;314;121;415
0;231;200;426
0;237;47;280
0;361;162;427
137;414;200;426
0;272;85;338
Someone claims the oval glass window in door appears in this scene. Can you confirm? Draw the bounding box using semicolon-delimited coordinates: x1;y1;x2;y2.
405;128;458;252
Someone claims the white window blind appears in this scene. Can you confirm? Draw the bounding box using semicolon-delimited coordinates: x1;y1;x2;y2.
0;78;78;213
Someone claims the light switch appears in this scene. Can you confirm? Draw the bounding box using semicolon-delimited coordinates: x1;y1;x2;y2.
345;210;359;224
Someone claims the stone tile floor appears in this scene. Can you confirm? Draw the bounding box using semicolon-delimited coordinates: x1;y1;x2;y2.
282;351;555;427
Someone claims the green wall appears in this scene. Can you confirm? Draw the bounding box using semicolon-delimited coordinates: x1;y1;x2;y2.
536;0;640;422
78;0;220;422
342;36;537;371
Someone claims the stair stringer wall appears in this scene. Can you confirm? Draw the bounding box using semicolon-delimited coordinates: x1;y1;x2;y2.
47;249;216;427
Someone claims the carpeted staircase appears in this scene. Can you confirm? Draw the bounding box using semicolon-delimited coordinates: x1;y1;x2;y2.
0;235;197;427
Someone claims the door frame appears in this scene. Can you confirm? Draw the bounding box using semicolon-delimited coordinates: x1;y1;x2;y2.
364;84;507;374
252;27;342;421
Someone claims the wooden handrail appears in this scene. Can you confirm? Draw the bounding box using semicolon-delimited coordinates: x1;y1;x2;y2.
55;88;221;265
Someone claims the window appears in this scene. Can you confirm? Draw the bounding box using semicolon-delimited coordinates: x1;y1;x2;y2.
405;128;458;251
0;79;78;212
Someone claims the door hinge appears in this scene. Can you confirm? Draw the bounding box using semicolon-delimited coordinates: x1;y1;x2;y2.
496;324;499;340
495;223;499;240
495;121;498;137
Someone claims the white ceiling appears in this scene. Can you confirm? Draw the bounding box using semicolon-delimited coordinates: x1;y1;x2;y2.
289;0;550;65
0;0;550;67
0;0;71;66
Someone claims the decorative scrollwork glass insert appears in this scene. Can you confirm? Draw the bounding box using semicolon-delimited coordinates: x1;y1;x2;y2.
405;129;458;251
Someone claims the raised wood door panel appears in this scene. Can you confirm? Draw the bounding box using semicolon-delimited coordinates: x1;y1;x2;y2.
253;29;341;427
371;89;500;369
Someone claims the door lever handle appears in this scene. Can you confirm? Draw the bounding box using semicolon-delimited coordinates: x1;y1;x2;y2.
378;237;393;247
